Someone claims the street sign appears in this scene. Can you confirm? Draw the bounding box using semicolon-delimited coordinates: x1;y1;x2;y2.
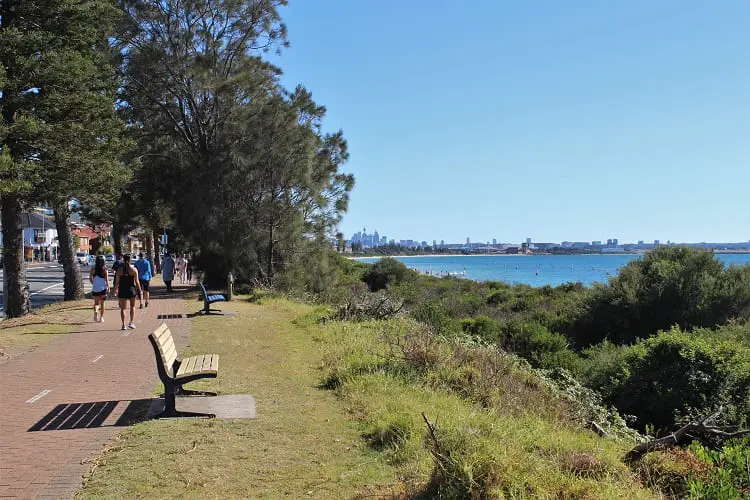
160;233;168;245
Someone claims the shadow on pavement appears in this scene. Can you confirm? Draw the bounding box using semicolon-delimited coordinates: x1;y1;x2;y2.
28;398;155;432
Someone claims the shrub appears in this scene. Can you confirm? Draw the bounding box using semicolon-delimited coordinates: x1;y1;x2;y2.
500;321;582;372
615;328;750;432
460;315;500;341
580;341;642;404
362;257;413;292
567;247;750;347
632;448;710;498
486;287;512;305
332;287;404;321
410;301;459;337
687;440;750;498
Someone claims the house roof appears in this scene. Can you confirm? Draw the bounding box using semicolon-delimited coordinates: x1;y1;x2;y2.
20;212;55;230
73;227;99;239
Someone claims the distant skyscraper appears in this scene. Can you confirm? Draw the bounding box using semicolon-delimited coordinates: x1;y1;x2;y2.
526;237;532;245
654;240;660;246
613;238;619;246
492;238;497;245
373;231;380;246
466;237;470;245
606;239;613;246
433;240;437;248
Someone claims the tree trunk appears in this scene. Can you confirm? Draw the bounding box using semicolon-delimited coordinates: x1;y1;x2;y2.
152;229;161;274
145;232;154;262
1;195;30;317
111;223;123;255
53;202;84;300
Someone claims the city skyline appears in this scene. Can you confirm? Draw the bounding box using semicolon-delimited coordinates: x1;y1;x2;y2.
347;227;749;248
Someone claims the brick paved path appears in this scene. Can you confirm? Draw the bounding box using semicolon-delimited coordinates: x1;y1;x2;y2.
0;286;194;499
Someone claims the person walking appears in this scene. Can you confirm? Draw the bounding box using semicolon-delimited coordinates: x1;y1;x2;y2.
162;253;175;293
89;256;109;322
114;254;142;330
178;254;188;284
134;252;153;309
186;254;193;283
112;251;124;274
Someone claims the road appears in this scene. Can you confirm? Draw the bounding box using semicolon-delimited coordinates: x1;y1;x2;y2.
0;263;93;315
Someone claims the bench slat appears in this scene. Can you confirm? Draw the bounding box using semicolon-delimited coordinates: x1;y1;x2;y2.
162;343;177;369
175;354;220;378
154;323;169;339
201;354;213;372
184;356;198;374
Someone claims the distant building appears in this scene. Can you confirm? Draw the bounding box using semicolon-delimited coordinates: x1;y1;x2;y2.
505;246;519;254
440;239;445;247
613;238;619;246
526;237;532;246
492;238;497;245
606;239;613;246
591;241;602;246
466;237;470;245
533;243;557;251
433;240;437;248
654;240;660;246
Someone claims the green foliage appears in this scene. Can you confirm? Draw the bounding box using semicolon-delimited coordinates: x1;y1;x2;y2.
362;257;413;292
687;440;750;498
500;321;582;372
99;245;113;256
569;247;750;346
581;341;642;403
460;315;500;341
614;328;750;431
120;0;352;289
486;286;512;305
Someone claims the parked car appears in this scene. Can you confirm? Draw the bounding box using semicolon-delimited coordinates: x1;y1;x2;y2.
76;252;89;265
88;255;98;265
105;254;115;266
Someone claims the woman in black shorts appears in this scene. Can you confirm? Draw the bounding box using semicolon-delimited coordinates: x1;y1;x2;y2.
114;254;142;331
89;256;109;322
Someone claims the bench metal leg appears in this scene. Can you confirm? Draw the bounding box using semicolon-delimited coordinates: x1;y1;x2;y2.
154;389;215;419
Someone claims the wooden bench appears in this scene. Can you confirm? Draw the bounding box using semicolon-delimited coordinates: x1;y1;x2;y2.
199;282;226;314
148;323;219;418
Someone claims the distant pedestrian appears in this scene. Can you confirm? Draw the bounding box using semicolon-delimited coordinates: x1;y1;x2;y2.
114;254;142;330
134;252;153;309
162;253;175;292
89;256;109;323
186;254;193;283
178;254;188;284
112;251;124;274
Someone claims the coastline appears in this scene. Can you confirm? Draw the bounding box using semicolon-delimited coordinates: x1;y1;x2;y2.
349;250;750;260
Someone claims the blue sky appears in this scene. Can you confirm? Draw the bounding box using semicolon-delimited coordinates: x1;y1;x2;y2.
270;1;750;244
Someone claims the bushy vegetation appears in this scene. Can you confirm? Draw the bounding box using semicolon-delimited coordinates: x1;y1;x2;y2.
314;247;750;494
569;247;750;346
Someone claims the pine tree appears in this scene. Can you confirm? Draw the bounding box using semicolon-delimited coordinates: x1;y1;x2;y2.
1;0;130;307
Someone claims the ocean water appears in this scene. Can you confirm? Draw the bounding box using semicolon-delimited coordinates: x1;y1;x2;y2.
356;254;750;287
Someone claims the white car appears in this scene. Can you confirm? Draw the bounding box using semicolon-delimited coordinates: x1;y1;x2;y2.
76;252;89;265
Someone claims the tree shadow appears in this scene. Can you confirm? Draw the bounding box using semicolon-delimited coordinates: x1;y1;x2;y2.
28;398;156;432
